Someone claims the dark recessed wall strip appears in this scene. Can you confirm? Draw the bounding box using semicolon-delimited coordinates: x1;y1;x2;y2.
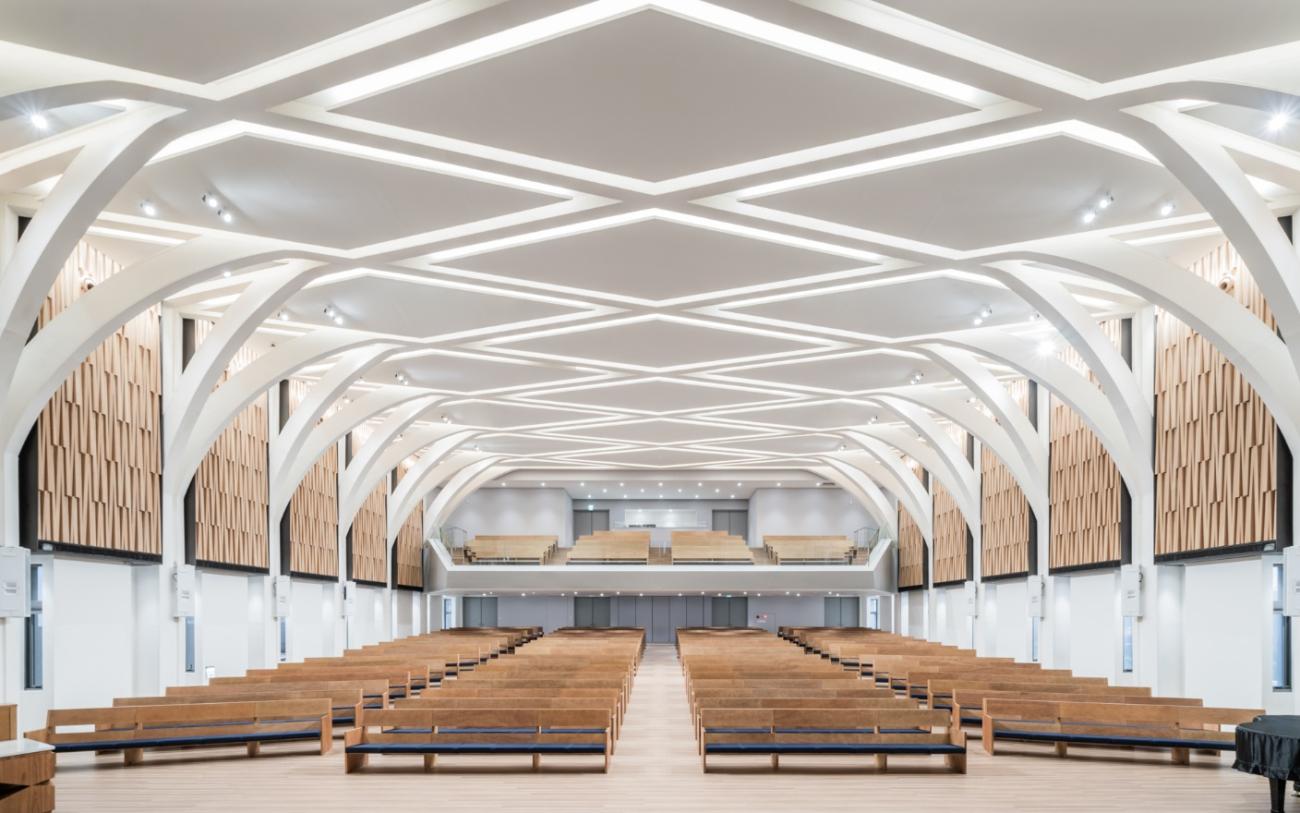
277;379;292;573
288;570;339;584
1154;540;1278;565
196;560;270;576
353;577;387;589
40;541;162;564
932;577;968;589
182;317;197;567
1048;559;1121;576
982;570;1030;584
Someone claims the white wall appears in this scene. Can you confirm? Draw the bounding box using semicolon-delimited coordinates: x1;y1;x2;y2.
1182;557;1271;708
198;569;252;679
290;579;332;660
50;557;136;710
446;488;573;544
351;583;387;648
1064;570;1120;681
989;580;1030;662
749;488;873;546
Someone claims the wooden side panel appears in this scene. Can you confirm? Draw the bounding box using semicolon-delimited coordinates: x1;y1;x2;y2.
36;242;162;555
1050;320;1124;569
394;501;424;589
351;479;387;584
287;380;338;578
1155;242;1277;557
981;378;1031;578
193;321;269;569
931;478;968;584
897;508;925;589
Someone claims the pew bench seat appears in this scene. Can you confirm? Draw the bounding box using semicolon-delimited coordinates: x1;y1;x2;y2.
344;708;612;773
28;700;333;765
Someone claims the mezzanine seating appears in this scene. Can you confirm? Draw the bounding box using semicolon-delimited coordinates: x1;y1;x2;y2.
567;531;650;564
669;531;754;564
762;536;854;564
464;535;559;564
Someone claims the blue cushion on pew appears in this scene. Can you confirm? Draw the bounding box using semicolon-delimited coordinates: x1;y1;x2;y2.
994;729;1233;751
774;728;875;734
704;727;770;735
53;729;323;752
347;742;605;755
438;727;537;735
540;728;606;735
705;742;964;755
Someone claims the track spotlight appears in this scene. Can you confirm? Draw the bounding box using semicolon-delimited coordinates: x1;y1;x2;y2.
203;193;220;209
221;270;232;278
1159;202;1175;217
29;113;49;131
219;210;233;224
332;315;344;325
140;200;158;217
979;305;993;319
1097;194;1114;210
1269;112;1291;133
972;316;984;326
1081;209;1097;224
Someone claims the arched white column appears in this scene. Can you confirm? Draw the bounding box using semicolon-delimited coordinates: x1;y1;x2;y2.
1005;235;1300;449
862;397;979;527
338;422;473;532
423;457;510;533
164;260;330;455
1;234;299;454
835;438;932;539
810;458;900;539
0;106;188;392
166;329;380;493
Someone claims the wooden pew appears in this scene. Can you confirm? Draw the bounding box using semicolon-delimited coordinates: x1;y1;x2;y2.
344;708;612;773
464;536;558;564
981;699;1261;763
566;532;650;564
762;536;854;565
27;699;332;765
700;708;965;772
118;685;372;728
670;532;754;564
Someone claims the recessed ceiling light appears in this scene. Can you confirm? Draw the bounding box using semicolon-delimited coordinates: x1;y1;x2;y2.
221;270;232;278
441;415;450;423
1029;312;1041;321
325;306;337;318
277;310;288;321
29;113;49;131
203;193;220;209
579;482;585;486
1269;112;1291;132
1081;209;1097;224
1097;194;1113;210
979;305;993;319
140;201;157;217
619;482;624;487
729;494;735;499
219;209;233;224
540;482;546;487
972;316;984;326
697;482;703;487
1158;202;1175;217
777;482;782;487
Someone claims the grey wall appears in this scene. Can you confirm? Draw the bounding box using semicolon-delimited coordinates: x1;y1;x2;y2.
574;498;749;546
493;594;834;638
748;487;875;545
445;488;573;544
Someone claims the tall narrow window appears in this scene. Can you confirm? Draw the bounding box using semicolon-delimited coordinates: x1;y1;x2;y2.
1121;616;1134;674
278;618;288;663
1274;563;1292;690
1030;616;1040;663
24;563;43;690
867;597;880;629
184;616;197;673
442;596;454;630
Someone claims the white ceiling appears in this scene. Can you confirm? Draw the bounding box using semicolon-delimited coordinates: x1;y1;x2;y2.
3;0;1297;484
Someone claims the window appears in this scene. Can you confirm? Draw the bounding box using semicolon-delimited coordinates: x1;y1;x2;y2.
442;596;455;630
1274;563;1292;690
1030;616;1040;663
184;616;196;673
24;563;43;690
867;596;880;630
1121;616;1134;674
278;618;288;663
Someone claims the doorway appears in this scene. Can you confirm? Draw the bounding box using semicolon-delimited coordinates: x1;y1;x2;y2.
710;596;749;628
463;596;498;627
573;509;611;540
824;596;860;627
711;509;748;541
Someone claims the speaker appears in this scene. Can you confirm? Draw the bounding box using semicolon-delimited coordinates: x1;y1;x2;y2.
342;581;356;619
963;581;979;616
0;547;30;618
1026;574;1045;618
172;564;196;618
273;575;292;619
1120;564;1143;618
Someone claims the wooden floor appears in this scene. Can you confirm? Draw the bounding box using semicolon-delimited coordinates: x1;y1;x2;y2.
52;645;1270;812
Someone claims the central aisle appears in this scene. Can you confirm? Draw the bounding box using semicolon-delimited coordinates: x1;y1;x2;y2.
51;643;1263;812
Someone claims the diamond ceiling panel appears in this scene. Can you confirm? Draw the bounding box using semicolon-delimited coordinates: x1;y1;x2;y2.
338;9;972;181
752;135;1201;250
568;447;763;469
367;351;597;394
716;352;953;393
544;419;776;446
438;400;618;430
726;276;1035;339
474;434;620;457
523;379;798;414
486;317;831;370
110;135;560;249
703;400;886;430
283;275;587;340
438;216;870;302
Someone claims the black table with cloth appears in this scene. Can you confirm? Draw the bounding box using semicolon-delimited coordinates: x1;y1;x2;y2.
1235;715;1300;812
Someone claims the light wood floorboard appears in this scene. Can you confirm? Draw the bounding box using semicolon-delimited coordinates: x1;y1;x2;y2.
51;645;1270;812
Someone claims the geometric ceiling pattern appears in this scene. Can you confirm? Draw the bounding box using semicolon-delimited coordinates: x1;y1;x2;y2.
3;0;1298;512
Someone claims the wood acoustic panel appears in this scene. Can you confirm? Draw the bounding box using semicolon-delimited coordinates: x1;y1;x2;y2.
394;500;424;589
896;507;925;589
981;378;1031;578
931;478;968;584
351;479;387;584
1050;320;1124;569
287;380;338;578
36;242;162;555
1156;241;1277;556
193;320;269;569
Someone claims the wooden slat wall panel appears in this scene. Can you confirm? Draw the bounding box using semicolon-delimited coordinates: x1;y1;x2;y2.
36;242;161;555
897;508;925;589
193;320;268;569
287;380;338;578
351;480;387;583
981;378;1031;578
931;478;968;584
1155;241;1277;556
394;501;424;589
1050;320;1124;569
